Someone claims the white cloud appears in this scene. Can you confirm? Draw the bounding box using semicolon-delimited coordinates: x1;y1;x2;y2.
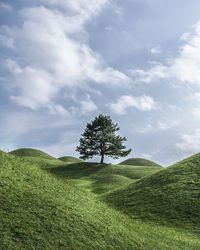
149;46;162;54
157;121;171;131
0;2;12;12
109;95;157;115
2;1;130;114
80;95;97;114
131;20;200;85
130;63;168;83
176;129;200;153
136;124;153;133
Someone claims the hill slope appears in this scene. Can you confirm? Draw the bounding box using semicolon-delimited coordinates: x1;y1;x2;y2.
0;151;200;249
58;156;83;163
103;153;200;229
9;148;56;160
50;162;163;195
119;158;162;167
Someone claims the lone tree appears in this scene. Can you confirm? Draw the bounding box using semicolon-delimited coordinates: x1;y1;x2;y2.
76;114;131;164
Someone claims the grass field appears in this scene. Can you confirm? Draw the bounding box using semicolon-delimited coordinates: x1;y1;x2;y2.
49;162;162;195
103;153;200;232
1;149;200;249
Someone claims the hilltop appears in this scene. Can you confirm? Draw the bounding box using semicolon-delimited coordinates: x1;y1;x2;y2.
119;157;162;168
9;148;56;160
103;153;200;230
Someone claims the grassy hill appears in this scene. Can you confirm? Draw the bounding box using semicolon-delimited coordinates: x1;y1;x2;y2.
49;162;162;195
9;148;56;160
119;157;162;167
103;153;200;230
9;148;63;168
0;151;200;249
58;156;83;163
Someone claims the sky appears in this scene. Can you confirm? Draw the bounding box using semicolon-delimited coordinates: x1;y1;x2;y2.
1;0;200;166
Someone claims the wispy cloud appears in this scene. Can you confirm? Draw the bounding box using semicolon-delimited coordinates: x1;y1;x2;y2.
1;1;130;114
0;2;12;12
108;95;157;115
80;95;97;114
149;45;162;54
176;129;200;153
131;20;200;85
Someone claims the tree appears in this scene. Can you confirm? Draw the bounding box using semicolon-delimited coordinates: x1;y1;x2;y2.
76;114;131;164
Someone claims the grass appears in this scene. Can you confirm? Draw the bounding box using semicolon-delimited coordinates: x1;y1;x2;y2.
9;148;56;160
58;156;83;163
49;162;162;195
119;157;162;167
103;153;200;232
0;151;200;249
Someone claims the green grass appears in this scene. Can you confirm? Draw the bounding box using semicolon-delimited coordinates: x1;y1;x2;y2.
103;153;200;231
49;162;162;195
119;157;162;167
9;148;56;160
58;156;83;163
0;151;200;249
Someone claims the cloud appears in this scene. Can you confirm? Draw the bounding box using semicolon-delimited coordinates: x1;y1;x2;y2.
2;1;130;113
157;121;171;131
149;46;162;54
109;95;157;115
131;20;200;85
130;63;168;83
176;129;200;153
80;95;97;114
0;2;12;12
0;34;14;48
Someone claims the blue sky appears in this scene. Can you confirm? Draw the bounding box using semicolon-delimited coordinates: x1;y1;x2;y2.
1;0;200;165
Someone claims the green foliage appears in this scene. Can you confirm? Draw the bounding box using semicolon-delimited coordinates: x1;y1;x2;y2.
103;153;200;231
119;158;162;168
76;114;131;163
0;151;200;249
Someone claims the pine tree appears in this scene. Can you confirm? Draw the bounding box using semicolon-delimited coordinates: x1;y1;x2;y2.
76;114;131;164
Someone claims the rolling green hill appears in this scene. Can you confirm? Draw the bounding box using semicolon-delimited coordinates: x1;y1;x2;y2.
119;157;162;167
0;151;200;249
49;162;162;195
9;148;56;160
103;153;200;230
58;156;83;163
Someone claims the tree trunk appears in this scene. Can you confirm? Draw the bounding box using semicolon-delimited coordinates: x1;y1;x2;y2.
100;154;104;164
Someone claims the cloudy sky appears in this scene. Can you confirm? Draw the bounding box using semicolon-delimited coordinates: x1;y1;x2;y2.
1;0;200;166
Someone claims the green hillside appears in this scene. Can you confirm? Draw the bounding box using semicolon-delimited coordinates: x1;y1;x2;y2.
9;148;56;160
119;157;162;167
103;153;200;230
58;156;83;163
0;151;200;249
49;162;162;195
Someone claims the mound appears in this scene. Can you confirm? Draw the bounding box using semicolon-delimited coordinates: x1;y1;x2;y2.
49;162;161;195
9;148;56;160
103;153;200;228
58;156;83;163
119;158;162;167
0;152;200;249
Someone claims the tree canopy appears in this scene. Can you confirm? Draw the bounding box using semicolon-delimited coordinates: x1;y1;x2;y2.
76;114;131;163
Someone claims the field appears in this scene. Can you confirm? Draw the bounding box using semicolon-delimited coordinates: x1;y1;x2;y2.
0;148;200;249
